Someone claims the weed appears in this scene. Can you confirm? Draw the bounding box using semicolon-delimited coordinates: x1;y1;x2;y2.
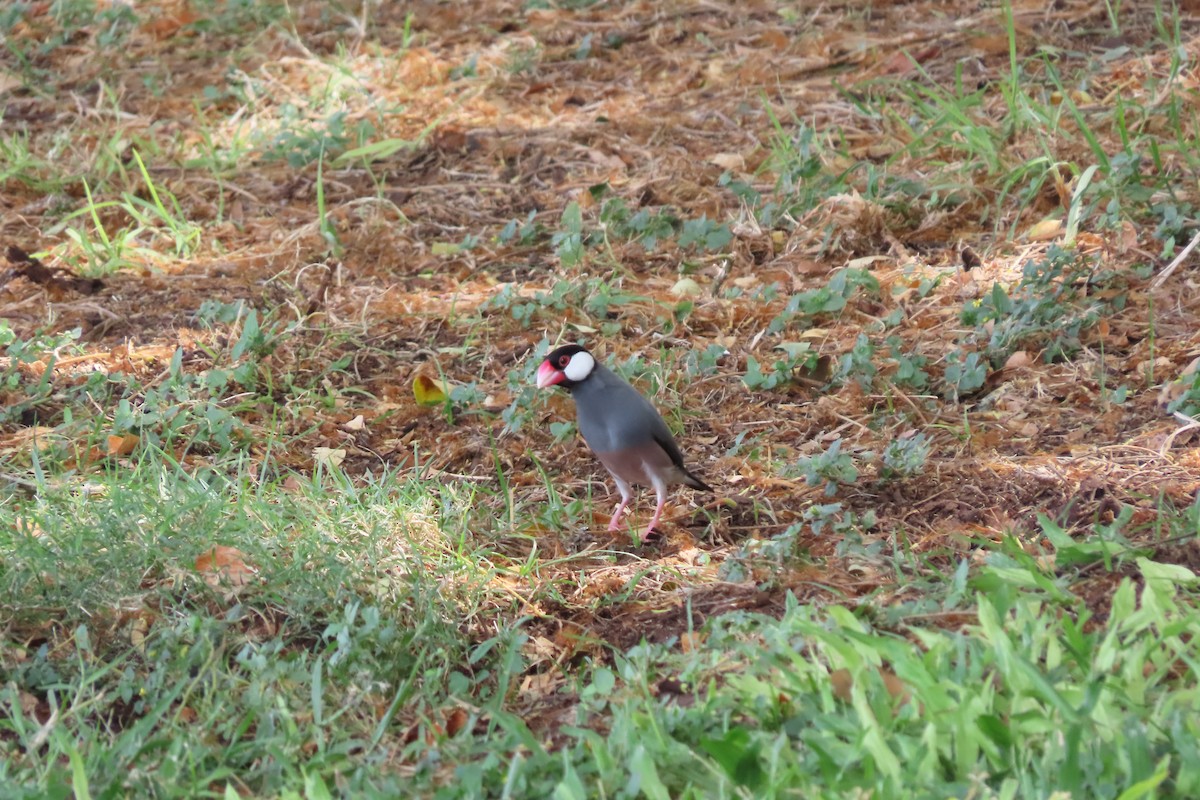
261;106;355;167
742;343;819;391
677;215;733;252
942;348;988;400
793;439;858;496
886;336;930;391
879;433;930;480
498;210;541;246
552;201;585;266
1164;370;1200;419
505;43;541;75
957;247;1123;366
0;458;508;797
769;268;880;333
684;344;730;379
834;333;878;389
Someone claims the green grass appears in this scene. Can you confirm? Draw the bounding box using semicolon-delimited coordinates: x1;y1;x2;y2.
486;561;1200;799
8;461;1200;797
6;0;1200;796
2;452;512;797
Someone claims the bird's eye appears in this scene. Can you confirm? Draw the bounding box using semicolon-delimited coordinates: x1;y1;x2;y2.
558;355;570;368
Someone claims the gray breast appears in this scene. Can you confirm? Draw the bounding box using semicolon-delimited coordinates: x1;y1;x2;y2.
572;366;668;455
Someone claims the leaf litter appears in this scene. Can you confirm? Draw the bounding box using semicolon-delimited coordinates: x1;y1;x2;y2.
3;0;1200;742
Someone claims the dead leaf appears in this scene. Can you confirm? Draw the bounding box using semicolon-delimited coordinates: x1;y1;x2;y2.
709;152;745;171
758;28;789;50
793;258;831;276
342;415;366;432
106;433;139;457
961;247;983;271
969;34;1013;55
194;545;256;587
830;666;910;706
129;613;150;652
312;447;347;469
845;255;891;270
15;519;47;538
1004;351;1033;370
444;707;469;737
1116;220;1139;253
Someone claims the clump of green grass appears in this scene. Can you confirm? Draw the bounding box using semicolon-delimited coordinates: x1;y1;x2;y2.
441;518;1200;799
0;452;519;797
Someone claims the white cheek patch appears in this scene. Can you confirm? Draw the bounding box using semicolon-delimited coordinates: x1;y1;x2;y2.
564;351;595;382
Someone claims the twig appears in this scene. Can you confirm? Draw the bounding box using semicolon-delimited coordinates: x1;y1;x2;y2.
1151;228;1200;289
1160;411;1200;457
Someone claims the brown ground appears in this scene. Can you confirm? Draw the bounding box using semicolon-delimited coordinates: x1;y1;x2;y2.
4;0;1200;676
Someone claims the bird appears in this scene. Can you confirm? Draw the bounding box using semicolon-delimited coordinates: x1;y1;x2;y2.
535;343;711;536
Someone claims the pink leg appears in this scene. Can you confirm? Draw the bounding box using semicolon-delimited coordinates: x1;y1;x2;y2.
608;477;633;532
608;496;630;531
644;483;667;536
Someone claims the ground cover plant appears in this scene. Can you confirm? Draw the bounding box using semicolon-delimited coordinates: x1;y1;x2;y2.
4;0;1200;796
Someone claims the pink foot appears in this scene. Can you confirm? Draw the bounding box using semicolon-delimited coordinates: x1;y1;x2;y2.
608;498;629;531
644;498;666;537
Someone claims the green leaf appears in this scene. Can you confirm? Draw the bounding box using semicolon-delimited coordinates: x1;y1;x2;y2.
628;745;670;800
303;771;334;800
311;656;324;726
1115;759;1170;800
561;201;583;234
553;757;588;800
1138;557;1198;584
976;714;1013;749
231;309;259;361
66;739;91;800
700;727;765;790
590;667;616;695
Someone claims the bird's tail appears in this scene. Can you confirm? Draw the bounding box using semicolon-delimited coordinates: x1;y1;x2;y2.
681;468;712;492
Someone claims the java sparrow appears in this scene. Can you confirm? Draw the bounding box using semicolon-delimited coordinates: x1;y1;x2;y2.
535;344;711;535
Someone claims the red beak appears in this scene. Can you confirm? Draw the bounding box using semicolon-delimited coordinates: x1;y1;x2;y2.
536;360;565;389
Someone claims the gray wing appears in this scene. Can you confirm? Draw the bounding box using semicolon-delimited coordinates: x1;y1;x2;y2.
573;367;682;463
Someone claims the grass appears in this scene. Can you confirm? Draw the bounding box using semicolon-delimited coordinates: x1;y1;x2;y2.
7;461;1200;797
3;453;508;797
5;0;1200;797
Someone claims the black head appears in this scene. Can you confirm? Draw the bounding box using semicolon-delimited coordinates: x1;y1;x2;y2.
536;344;596;390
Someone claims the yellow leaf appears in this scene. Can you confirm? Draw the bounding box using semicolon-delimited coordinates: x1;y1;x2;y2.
1025;218;1062;242
413;374;450;406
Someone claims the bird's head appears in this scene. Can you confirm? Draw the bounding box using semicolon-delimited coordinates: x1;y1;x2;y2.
536;344;596;390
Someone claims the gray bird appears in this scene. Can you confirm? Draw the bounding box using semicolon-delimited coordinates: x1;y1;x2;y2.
535;344;711;535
